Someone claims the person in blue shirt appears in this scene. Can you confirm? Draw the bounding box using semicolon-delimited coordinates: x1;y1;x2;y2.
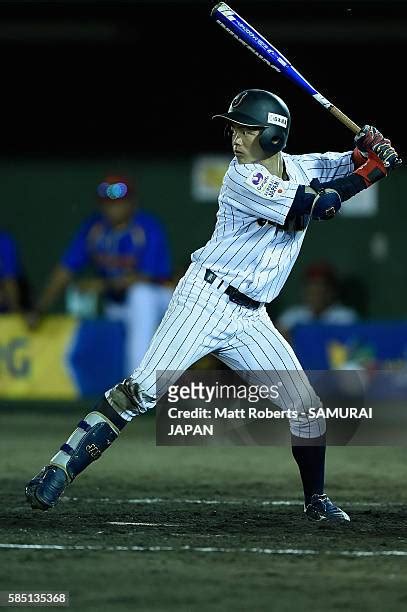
27;175;173;374
0;230;23;312
276;261;358;343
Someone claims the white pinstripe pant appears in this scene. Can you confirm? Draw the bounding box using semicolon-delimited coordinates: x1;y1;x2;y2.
108;263;325;439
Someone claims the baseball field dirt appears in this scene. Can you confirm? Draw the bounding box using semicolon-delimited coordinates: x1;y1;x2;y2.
1;404;406;611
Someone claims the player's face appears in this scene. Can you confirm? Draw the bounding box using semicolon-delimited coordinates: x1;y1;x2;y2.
99;199;135;227
304;279;335;315
230;123;265;164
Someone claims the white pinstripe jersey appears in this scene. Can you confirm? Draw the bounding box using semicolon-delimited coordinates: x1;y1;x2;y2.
191;150;354;303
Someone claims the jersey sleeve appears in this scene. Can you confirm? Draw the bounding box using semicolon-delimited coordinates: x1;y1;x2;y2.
290;151;354;182
137;218;172;281
0;234;20;278
60;218;94;273
223;160;299;225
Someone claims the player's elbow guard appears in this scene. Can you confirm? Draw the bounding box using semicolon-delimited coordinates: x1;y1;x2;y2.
309;182;342;221
291;181;342;221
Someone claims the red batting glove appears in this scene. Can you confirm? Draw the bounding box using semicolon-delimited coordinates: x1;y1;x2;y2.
354;150;388;186
352;147;368;168
354;125;391;154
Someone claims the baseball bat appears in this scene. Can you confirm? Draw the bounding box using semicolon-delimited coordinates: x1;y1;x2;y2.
211;3;402;167
209;3;360;135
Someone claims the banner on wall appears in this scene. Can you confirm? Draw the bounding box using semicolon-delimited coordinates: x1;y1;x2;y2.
293;323;407;370
293;323;407;401
2;317;407;400
0;315;125;399
191;155;231;202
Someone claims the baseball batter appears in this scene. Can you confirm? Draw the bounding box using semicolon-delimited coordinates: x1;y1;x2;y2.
26;89;400;522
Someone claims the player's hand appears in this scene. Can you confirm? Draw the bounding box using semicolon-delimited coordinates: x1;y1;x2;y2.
371;141;402;170
354;147;397;186
354;125;390;156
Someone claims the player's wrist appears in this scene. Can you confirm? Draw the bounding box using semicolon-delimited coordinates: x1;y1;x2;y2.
352;147;368;168
354;151;387;186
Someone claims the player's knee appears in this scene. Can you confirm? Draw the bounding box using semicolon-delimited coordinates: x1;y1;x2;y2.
288;392;325;438
281;387;322;415
289;414;326;439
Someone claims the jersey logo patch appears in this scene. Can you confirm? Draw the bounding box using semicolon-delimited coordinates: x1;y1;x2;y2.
267;113;288;128
251;172;264;185
246;170;285;198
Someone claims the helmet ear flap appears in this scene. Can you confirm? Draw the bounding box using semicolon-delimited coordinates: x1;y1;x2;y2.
259;127;287;155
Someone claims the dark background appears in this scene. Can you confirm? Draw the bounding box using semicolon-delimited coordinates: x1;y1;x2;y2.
1;0;406;158
0;0;406;320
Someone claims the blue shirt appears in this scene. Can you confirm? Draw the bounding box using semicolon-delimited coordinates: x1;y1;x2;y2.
61;211;171;285
0;231;20;279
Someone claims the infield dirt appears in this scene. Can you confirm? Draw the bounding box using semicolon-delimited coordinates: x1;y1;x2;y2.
1;405;406;611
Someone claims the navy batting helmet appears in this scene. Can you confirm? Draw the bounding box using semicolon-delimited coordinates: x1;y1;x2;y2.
212;89;291;155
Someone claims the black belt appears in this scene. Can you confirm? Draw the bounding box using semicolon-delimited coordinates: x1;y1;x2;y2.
204;269;261;310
